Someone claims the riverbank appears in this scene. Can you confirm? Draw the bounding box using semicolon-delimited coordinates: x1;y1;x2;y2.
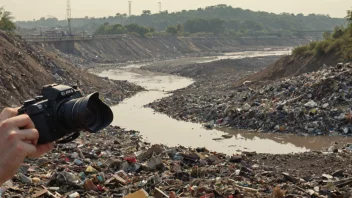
93;52;341;155
145;52;352;136
4;125;352;197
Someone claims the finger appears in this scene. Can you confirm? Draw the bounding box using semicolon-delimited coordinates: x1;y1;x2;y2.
29;143;54;158
15;141;37;157
0;107;19;122
4;114;35;129
12;129;39;142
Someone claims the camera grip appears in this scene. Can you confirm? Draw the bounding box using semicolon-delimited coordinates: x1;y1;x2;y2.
29;113;53;145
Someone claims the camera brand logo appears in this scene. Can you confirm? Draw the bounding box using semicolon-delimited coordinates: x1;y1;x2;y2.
61;89;75;96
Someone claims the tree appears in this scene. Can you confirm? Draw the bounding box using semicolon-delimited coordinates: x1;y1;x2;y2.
323;31;331;39
176;24;183;33
347;9;352;24
142;10;151;15
0;7;16;31
166;25;178;35
166;24;184;35
15;5;347;35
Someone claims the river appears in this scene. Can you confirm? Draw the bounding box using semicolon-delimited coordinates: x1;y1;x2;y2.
95;50;352;155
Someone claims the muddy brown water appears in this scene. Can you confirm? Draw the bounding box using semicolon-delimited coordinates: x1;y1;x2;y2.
95;51;352;155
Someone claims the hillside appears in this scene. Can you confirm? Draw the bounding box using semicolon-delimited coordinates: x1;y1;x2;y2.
0;31;143;109
16;5;344;35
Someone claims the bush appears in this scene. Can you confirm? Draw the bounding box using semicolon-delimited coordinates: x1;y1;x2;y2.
290;10;352;61
314;40;330;56
293;45;309;56
0;7;16;31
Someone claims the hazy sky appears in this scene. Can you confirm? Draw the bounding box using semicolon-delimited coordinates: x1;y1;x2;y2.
1;0;352;21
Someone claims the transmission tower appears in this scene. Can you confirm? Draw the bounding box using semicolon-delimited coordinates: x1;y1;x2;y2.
128;1;132;24
158;2;161;13
67;0;72;35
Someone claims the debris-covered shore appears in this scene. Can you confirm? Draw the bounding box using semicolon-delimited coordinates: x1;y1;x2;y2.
3;126;352;198
147;57;352;136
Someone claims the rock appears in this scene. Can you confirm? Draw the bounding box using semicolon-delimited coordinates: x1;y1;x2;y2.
71;152;79;159
322;174;333;180
68;192;80;198
203;120;215;129
18;173;32;184
304;100;317;108
229;156;242;163
282;172;299;183
322;103;329;108
332;170;344;177
180;153;200;162
73;159;84;165
32;177;41;184
221;134;233;139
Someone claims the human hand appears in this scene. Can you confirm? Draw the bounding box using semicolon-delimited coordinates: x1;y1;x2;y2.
0;108;54;185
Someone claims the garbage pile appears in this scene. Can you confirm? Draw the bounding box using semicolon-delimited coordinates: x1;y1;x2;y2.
149;62;352;136
3;126;352;197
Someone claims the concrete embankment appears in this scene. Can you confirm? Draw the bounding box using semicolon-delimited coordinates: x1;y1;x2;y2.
40;36;309;64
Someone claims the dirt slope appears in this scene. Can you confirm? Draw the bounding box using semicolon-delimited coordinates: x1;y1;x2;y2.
41;36;309;64
239;52;341;85
0;31;143;109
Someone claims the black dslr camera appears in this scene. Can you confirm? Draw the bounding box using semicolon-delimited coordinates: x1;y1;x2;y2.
18;84;113;145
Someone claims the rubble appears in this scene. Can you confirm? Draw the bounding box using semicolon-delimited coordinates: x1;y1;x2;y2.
3;126;352;197
148;61;352;136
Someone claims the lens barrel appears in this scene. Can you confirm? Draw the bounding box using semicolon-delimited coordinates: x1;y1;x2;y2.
58;92;113;133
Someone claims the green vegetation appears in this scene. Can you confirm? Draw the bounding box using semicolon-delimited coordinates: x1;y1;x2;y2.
347;10;352;23
166;24;183;35
16;5;345;35
0;7;15;31
293;10;352;60
184;18;225;35
94;23;155;36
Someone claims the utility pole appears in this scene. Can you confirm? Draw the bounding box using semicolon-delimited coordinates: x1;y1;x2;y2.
158;2;161;13
128;1;132;24
66;0;72;36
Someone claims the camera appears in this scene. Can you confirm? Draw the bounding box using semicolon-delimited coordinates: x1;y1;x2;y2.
18;84;113;145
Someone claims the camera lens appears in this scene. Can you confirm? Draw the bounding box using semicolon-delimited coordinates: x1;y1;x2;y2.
85;101;99;128
58;92;113;133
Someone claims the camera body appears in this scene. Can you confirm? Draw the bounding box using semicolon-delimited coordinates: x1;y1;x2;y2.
18;84;113;145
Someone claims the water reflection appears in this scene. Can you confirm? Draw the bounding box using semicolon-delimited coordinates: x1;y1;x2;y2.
110;91;309;155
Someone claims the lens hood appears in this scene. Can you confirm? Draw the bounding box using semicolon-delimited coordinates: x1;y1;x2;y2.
73;92;113;132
